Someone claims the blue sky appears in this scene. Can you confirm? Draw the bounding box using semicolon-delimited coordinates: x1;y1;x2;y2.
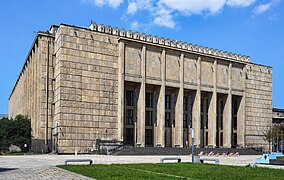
0;0;283;114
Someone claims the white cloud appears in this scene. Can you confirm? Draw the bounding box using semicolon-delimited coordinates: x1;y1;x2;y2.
159;0;227;15
153;3;175;28
130;21;139;30
253;0;280;15
83;0;281;28
124;0;259;28
127;2;138;15
82;0;123;8
226;0;256;7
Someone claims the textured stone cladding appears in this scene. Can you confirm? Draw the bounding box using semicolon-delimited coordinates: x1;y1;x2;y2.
9;34;55;152
54;25;118;153
245;64;272;148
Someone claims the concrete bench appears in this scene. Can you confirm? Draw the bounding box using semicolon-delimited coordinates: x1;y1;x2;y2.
160;157;181;163
200;158;219;164
64;159;93;165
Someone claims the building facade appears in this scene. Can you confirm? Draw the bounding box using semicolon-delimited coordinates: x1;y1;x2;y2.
9;23;273;153
273;108;284;124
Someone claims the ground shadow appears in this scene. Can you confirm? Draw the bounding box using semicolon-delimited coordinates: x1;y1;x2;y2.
0;167;18;172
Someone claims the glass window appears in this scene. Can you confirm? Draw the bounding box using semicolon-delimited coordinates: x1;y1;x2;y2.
233;100;238;115
184;96;187;111
189;96;193;128
146;93;153;108
146;111;153;126
206;98;209;113
126;90;133;106
125;128;134;144
173;95;176;110
125;109;133;125
220;100;224;114
165;95;171;109
145;129;153;146
183;113;187;128
165;112;171;127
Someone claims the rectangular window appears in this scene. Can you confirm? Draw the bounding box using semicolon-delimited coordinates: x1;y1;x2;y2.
220;132;223;146
183;113;187;128
184;96;187;111
146;111;153;126
145;129;153;146
165;112;171;127
206;98;209;113
146;93;153;108
233;100;238;115
233;117;237;130
189;96;193;128
173;95;176;110
125;128;134;144
165;95;171;109
125;109;133;125
126;90;133;106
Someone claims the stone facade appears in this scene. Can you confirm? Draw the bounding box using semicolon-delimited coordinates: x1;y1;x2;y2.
9;23;272;153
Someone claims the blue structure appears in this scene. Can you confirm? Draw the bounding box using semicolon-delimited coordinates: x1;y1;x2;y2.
255;152;283;164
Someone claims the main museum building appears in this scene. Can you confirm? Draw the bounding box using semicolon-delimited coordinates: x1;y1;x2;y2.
9;23;272;153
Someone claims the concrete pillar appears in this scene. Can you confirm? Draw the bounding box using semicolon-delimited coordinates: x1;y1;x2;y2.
137;45;146;147
237;66;246;147
208;60;217;147
117;41;125;142
192;56;201;147
224;62;232;148
175;53;184;147
156;49;166;147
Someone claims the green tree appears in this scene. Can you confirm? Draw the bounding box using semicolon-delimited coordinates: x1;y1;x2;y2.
0;115;32;152
263;124;284;152
0;117;11;151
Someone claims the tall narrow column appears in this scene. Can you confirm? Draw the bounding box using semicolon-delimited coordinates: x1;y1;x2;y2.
137;45;146;147
192;56;201;147
156;49;166;147
224;62;232;148
117;41;125;142
208;60;217;147
175;53;184;147
237;66;246;147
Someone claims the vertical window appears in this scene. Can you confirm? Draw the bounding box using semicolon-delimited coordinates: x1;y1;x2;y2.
165;112;171;127
220;132;223;146
146;93;153;108
165;95;171;109
201;97;204;129
233;99;238;130
173;95;176;110
146;111;153;126
125;109;133;125
205;98;209;129
145;129;153;146
184;96;187;111
233;100;238;115
125;128;134;144
126;90;133;106
183;113;187;128
189;96;193;128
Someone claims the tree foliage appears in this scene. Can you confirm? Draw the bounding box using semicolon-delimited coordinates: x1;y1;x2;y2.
0;115;31;152
263;123;284;152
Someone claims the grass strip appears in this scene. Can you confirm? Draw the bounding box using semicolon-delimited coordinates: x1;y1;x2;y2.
58;162;284;180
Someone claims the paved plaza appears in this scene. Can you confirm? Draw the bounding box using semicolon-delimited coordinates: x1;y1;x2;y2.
0;154;283;179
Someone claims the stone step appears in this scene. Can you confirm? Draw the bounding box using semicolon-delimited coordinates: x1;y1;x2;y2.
114;147;262;156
